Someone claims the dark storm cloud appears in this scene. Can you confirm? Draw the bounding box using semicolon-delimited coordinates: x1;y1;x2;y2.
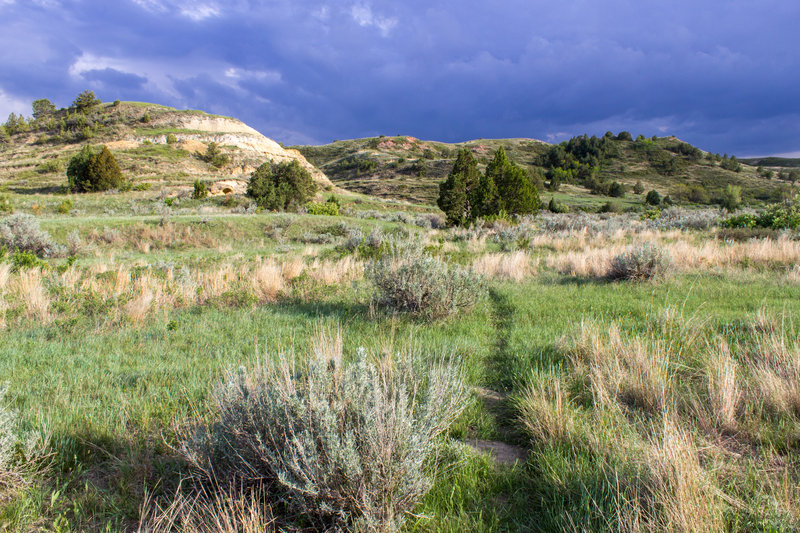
0;0;798;154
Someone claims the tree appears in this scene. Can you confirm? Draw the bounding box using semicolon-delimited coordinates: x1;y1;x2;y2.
32;98;56;120
4;112;28;135
201;142;229;168
0;125;9;144
607;181;625;198
720;184;741;212
437;148;479;226
486;147;540;216
247;159;317;211
645;189;662;206
73;90;101;113
67;145;124;192
633;180;644;194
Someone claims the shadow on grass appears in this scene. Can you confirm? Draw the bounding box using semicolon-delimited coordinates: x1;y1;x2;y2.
8;185;68;195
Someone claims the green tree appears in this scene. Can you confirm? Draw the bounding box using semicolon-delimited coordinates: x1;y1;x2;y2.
720;184;742;212
645;189;662;206
487;147;540;216
437;148;479;226
32;98;56;120
608;181;625;198
633;180;644;194
201;142;229;168
0;125;9;144
67;145;124;192
73;90;101;113
472;172;499;218
247;159;317;211
4;112;29;135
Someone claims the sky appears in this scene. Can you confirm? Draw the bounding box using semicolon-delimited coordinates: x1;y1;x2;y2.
1;0;799;156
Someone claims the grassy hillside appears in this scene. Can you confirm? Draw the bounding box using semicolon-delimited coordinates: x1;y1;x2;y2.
295;135;790;209
0;100;330;204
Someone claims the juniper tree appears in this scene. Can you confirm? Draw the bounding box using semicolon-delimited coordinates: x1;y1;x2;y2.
67;145;123;192
437;148;479;225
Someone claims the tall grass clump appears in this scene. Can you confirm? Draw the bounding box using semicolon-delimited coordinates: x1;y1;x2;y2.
608;243;671;282
0;214;63;257
368;246;485;320
182;330;468;532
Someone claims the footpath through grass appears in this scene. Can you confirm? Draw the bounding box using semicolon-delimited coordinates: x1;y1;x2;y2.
2;271;798;530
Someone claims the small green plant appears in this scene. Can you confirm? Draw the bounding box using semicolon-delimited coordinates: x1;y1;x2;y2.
57;199;73;214
36;159;62;174
166;133;178;145
132;183;152;191
164;198;175;207
0;194;13;214
11;250;46;271
607;243;671;282
305;195;340;216
192;180;208;199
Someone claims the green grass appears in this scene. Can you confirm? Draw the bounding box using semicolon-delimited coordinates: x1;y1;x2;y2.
2;268;798;530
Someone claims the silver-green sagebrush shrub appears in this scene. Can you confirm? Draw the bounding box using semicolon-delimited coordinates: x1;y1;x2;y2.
183;331;468;532
0;213;63;257
607;243;671;282
368;247;485;320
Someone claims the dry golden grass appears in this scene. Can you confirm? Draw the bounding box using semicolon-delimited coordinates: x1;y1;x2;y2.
124;289;155;323
307;256;364;285
472;251;535;281
705;340;742;431
567;322;672;413
647;418;724;533
252;260;285;302
138;486;275;533
13;268;50;323
747;330;800;419
546;233;800;277
516;375;575;445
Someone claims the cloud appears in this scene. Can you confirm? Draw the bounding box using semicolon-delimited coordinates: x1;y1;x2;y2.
179;2;219;21
0;87;30;119
81;68;148;90
350;3;397;37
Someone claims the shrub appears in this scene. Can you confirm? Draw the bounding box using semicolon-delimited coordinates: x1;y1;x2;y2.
0;214;62;257
608;243;671;282
306;196;340;216
166;133;178;145
36;159;62;174
72;89;101;112
548;197;569;213
369;245;485;320
200;142;229;168
192;180;208;199
11;250;46;271
67;145;124;192
645;189;662;206
247;159;317;211
57;199;73;214
0;384;19;474
0;194;12;214
182;331;467;532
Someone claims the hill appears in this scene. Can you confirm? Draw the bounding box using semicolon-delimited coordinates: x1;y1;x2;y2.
0;100;333;198
294;134;790;209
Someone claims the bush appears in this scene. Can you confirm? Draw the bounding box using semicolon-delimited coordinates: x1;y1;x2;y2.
306;196;340;216
200;142;229;168
645;190;662;206
57;199;73;214
36;159;62;174
369;245;485;320
0;194;12;214
247;159;317;211
166;133;178;145
66;145;124;192
0;214;62;257
11;250;46;271
192;180;208;199
182;331;467;532
608;243;671;282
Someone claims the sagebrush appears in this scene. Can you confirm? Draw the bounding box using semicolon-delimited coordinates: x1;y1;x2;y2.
182;330;467;532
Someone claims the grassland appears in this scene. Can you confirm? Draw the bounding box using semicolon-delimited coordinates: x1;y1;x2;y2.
0;195;799;531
